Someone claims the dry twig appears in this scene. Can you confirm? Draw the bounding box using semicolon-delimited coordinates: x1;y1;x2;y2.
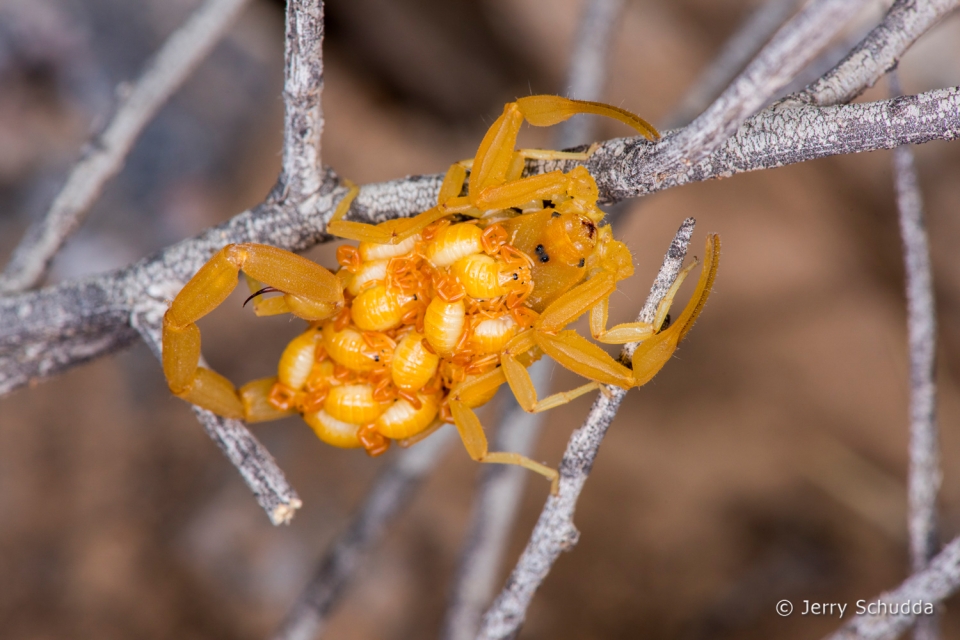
132;309;302;525
891;71;941;640
789;0;960;107
281;0;327;199
644;0;873;177
477;218;697;639
0;0;251;294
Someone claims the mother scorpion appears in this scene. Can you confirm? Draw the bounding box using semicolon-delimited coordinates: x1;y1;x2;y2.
161;95;720;493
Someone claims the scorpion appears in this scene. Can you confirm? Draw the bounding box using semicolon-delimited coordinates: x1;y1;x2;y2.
161;95;720;493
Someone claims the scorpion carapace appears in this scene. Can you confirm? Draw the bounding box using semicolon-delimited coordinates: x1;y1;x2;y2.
161;95;720;493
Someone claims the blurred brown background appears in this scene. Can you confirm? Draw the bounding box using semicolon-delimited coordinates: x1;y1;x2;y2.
3;0;960;638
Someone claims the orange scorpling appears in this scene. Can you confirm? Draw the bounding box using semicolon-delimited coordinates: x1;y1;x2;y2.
161;96;720;493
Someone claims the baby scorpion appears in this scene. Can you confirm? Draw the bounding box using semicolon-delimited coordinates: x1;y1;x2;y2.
161;95;720;493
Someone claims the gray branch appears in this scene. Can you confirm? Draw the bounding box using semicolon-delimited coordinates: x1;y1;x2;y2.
825;534;960;640
477;218;697;639
589;86;960;202
269;427;457;640
282;0;327;199
3;88;959;401
643;0;872;177
891;72;941;640
0;0;251;295
789;0;960;108
670;0;804;127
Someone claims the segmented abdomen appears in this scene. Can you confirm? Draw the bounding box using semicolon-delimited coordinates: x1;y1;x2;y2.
424;298;465;355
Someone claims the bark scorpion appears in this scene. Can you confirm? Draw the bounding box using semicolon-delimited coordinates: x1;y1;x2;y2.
161;96;720;493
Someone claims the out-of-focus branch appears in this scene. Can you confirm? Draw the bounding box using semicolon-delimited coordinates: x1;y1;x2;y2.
644;0;872;176
440;359;550;640
789;0;959;108
555;0;624;148
269;427;457;640
477;218;697;639
891;72;941;640
282;0;327;199
825;534;960;640
0;0;251;295
670;0;803;127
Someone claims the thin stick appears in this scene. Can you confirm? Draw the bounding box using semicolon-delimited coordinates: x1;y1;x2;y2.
0;0;251;295
477;218;697;639
644;0;872;176
824;534;960;640
281;0;327;200
891;71;941;640
790;0;960;107
670;0;803;127
587;86;960;202
269;426;457;640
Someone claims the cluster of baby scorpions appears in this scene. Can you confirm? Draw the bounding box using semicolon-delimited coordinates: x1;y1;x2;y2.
161;96;720;493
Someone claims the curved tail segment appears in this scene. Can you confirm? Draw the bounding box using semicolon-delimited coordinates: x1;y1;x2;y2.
515;95;660;141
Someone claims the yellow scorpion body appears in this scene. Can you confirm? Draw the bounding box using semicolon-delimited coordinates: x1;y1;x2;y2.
161;96;720;492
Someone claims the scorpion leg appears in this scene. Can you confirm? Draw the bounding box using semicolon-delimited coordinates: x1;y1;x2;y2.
502;353;598;413
449;368;559;494
327;163;474;244
533;330;634;389
631;234;720;386
500;329;599;411
162;243;341;418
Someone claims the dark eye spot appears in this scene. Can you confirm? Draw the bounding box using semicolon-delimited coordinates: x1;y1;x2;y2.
535;244;549;263
578;258;585;268
543;199;555;209
512;272;518;280
373;355;380;362
583;219;596;238
551;211;560;218
412;294;418;301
